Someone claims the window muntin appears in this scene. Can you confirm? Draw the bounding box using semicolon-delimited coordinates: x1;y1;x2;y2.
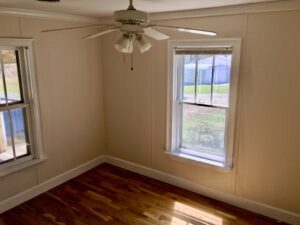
168;40;240;168
0;47;33;165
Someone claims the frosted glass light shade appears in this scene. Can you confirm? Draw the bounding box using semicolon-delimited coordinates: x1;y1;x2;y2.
114;35;134;54
136;35;152;53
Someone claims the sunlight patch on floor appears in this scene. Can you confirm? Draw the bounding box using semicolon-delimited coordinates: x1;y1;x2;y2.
172;201;223;225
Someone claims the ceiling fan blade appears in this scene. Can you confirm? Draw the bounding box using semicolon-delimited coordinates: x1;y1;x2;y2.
143;27;170;40
152;25;217;36
84;29;119;39
41;24;115;33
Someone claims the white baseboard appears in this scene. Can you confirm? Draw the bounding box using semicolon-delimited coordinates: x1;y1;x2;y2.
105;155;300;225
0;155;106;214
0;154;299;225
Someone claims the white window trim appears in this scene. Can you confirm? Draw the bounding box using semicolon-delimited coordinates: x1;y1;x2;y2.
166;38;242;169
0;38;46;177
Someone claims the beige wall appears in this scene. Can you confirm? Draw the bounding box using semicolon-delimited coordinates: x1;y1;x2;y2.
102;9;300;214
0;16;105;200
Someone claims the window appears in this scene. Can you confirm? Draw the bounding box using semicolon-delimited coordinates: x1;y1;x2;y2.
167;39;241;168
0;39;44;175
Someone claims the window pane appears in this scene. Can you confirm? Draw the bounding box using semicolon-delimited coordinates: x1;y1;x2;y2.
2;50;22;103
0;111;14;163
182;55;196;102
197;56;213;104
212;55;232;107
10;108;30;158
181;104;226;162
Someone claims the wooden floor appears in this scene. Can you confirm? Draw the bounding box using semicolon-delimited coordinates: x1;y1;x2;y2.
0;163;288;225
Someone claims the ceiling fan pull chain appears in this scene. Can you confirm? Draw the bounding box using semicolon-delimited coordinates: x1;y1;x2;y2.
122;54;126;64
131;52;134;71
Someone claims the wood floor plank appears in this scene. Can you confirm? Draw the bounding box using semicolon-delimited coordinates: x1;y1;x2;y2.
0;163;289;225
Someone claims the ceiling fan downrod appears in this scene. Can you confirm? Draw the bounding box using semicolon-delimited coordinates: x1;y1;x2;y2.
128;0;136;10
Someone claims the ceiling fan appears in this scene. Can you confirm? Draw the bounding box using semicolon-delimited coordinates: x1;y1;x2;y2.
42;0;217;54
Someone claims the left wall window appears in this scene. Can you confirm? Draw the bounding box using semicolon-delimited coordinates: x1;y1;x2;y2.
0;39;45;175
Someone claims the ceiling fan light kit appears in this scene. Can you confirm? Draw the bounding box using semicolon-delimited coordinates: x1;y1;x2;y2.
42;0;217;55
136;35;152;54
114;34;135;54
114;34;152;54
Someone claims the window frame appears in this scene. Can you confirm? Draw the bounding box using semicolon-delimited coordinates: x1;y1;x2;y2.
166;39;241;169
0;38;46;177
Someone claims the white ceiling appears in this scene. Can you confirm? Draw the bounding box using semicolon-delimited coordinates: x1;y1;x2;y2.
0;0;281;17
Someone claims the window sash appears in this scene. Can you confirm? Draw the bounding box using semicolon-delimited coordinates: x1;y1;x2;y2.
176;102;229;163
178;54;231;108
0;47;26;105
0;102;31;163
0;46;34;165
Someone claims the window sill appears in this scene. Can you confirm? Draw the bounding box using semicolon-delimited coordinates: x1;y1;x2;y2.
0;157;47;178
165;151;233;173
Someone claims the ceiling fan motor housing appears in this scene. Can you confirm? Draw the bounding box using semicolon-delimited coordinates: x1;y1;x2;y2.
114;10;149;24
121;24;144;34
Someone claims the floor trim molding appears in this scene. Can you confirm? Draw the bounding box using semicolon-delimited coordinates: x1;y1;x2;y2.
105;155;300;225
0;154;299;225
0;155;106;214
